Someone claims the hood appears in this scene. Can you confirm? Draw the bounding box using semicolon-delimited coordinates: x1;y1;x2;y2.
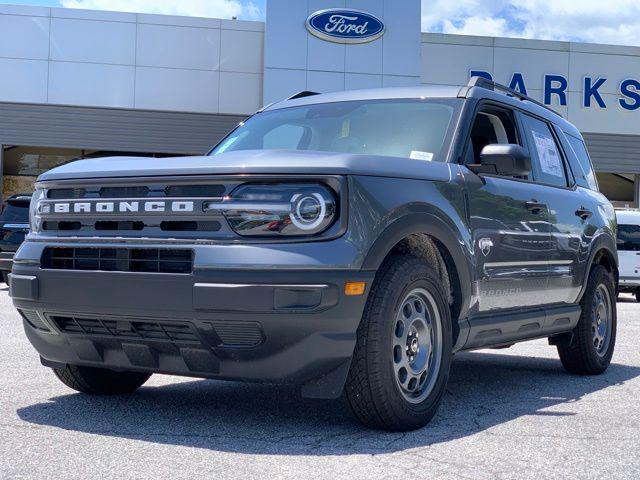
37;150;453;183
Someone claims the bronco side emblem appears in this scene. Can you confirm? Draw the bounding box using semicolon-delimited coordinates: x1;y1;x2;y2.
479;238;494;257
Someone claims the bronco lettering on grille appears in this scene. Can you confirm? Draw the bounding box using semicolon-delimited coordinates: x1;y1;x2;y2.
40;201;195;215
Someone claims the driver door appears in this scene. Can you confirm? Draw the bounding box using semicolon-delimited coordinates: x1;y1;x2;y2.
464;105;553;313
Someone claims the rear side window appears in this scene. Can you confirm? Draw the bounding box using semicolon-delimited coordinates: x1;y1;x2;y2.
521;115;568;188
564;133;598;191
618;224;640;251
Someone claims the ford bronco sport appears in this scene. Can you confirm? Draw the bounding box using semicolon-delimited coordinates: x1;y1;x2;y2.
11;78;618;431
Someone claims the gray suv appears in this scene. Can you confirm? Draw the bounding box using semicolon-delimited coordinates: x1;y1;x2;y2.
11;78;618;431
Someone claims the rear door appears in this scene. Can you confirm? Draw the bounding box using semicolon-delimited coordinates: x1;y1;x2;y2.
464;104;553;312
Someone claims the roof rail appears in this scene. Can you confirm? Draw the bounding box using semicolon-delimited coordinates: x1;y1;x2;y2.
467;76;561;117
288;91;320;100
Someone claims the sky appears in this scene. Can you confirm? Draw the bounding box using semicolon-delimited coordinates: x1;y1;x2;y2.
4;0;640;47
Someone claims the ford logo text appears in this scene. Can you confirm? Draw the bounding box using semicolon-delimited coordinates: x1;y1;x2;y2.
306;9;385;44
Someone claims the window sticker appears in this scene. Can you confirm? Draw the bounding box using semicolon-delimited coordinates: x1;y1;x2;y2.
340;119;350;138
410;150;434;161
531;130;563;177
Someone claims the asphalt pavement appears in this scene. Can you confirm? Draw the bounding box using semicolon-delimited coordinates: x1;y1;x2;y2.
1;287;639;480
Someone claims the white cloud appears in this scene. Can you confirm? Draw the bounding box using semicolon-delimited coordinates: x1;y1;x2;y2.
441;16;512;38
60;0;263;20
421;0;640;46
58;0;640;46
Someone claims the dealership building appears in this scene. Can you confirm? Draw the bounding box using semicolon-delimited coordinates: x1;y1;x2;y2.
1;0;640;206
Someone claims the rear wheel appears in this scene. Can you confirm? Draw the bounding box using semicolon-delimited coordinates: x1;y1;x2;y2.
557;265;616;375
635;289;640;303
345;256;452;431
1;271;8;285
53;364;151;395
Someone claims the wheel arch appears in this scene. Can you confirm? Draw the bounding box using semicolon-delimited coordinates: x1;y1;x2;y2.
579;233;619;301
361;213;473;344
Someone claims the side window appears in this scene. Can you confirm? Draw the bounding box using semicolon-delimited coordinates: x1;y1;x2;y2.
521;115;568;187
564;132;598;190
617;224;640;251
465;108;519;165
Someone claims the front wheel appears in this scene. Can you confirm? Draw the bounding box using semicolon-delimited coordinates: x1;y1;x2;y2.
345;256;453;431
53;364;151;395
557;265;616;375
635;289;640;303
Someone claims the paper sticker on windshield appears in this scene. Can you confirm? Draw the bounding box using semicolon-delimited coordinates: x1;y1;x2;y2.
410;151;434;161
532;130;563;177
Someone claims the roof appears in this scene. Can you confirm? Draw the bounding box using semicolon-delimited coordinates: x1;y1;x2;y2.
264;85;462;111
263;83;582;138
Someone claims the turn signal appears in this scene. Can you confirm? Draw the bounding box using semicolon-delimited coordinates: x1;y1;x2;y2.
345;282;366;296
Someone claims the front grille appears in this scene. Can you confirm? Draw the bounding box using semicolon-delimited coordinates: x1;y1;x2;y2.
51;315;199;342
43;221;82;231
42;220;221;233
99;186;150;198
47;184;226;199
41;247;193;274
95;221;145;231
39;179;245;241
160;221;221;232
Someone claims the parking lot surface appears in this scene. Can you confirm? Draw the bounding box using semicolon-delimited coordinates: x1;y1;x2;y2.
1;288;639;480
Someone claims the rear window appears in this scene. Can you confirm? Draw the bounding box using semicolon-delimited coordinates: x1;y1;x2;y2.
617;224;640;251
0;201;30;222
564;133;598;191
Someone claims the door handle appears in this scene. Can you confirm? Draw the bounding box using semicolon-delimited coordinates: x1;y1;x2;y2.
525;200;547;214
575;207;592;220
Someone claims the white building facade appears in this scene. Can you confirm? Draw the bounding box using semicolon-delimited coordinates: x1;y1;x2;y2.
0;0;638;205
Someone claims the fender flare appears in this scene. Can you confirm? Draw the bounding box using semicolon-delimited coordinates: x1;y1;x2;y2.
577;232;618;301
361;212;473;321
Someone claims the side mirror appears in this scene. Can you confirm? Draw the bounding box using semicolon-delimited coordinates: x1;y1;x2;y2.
469;144;532;177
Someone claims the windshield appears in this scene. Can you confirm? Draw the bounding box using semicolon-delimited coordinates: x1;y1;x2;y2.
210;98;459;161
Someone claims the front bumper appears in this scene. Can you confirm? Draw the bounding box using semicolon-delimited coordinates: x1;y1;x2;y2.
11;244;374;398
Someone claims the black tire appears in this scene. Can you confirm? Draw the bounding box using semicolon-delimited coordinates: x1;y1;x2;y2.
557;265;616;375
53;364;151;395
345;256;453;431
1;271;8;285
635;289;640;303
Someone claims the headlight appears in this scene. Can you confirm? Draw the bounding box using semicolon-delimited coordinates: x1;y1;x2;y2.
29;188;46;233
206;183;337;237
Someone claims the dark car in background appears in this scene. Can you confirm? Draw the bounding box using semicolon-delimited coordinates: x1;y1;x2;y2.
0;194;31;283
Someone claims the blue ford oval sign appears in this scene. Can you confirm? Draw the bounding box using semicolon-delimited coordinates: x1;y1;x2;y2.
306;9;385;44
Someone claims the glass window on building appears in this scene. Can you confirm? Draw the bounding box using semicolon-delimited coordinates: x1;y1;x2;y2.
2;147;90;199
595;173;635;207
1;146;179;199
